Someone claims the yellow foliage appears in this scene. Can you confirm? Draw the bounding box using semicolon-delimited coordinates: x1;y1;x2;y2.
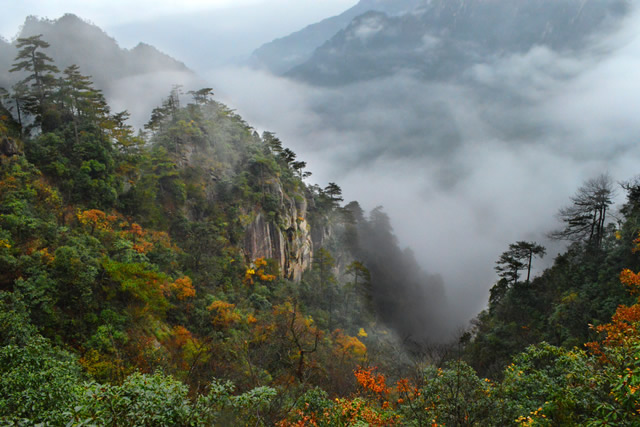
244;268;256;285
334;330;367;360
34;179;62;209
357;328;368;337
244;257;277;284
79;349;128;383
0;239;10;249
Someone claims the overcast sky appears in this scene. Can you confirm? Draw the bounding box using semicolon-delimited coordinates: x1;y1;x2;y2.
0;0;358;37
1;0;358;66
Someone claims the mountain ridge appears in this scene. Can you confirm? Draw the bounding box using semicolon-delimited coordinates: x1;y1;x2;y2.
255;0;632;86
250;0;423;74
0;14;201;125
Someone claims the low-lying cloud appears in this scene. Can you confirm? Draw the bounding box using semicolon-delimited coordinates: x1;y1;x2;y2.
206;6;640;333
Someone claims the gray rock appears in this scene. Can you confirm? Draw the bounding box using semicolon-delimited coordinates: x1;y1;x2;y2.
0;136;19;157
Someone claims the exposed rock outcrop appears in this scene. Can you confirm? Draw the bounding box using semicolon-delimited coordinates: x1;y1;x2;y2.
0;136;19;157
243;183;313;282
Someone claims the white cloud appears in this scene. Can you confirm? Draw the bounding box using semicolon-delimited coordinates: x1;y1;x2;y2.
207;6;640;326
350;15;385;41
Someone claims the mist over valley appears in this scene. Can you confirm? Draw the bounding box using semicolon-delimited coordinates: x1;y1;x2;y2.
3;4;640;423
3;0;640;338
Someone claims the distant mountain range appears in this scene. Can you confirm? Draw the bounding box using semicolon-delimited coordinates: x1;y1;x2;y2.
252;0;631;86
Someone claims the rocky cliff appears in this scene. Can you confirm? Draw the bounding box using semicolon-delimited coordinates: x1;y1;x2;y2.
243;182;313;282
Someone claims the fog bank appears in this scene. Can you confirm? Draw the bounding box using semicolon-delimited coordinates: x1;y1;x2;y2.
206;8;640;327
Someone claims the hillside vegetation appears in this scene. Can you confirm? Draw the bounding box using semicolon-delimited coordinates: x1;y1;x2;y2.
2;34;640;426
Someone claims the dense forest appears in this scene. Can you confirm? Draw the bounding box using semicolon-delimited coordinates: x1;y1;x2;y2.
3;34;640;426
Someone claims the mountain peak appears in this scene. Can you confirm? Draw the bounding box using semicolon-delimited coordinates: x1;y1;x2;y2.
251;0;423;74
0;14;200;126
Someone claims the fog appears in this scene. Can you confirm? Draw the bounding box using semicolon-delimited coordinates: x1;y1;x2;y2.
205;6;640;327
3;1;639;334
104;0;357;69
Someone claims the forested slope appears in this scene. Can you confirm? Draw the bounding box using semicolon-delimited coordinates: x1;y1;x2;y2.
3;33;640;426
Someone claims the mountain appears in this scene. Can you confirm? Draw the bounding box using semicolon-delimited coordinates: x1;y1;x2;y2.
4;9;640;426
280;0;630;86
250;0;423;74
0;14;201;124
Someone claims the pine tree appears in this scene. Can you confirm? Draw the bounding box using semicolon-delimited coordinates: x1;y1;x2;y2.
10;35;59;126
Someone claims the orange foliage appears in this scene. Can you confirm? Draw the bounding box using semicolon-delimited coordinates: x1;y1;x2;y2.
208;300;241;328
620;269;640;294
119;222;174;254
0;176;18;194
354;367;390;395
588;304;640;360
170;276;196;300
278;398;399;427
171;325;193;347
396;378;412;394
38;247;54;264
77;213;177;256
77;209;116;233
588;234;640;361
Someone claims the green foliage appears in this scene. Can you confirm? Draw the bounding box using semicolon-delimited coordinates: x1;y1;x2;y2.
497;343;602;425
26;125;120;209
467;236;634;377
0;337;82;425
72;372;191;426
9;34;60;129
407;360;494;426
6;35;640;427
0;291;38;346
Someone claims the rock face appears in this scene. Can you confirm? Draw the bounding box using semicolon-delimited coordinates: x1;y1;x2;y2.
243;183;313;282
0;136;19;157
